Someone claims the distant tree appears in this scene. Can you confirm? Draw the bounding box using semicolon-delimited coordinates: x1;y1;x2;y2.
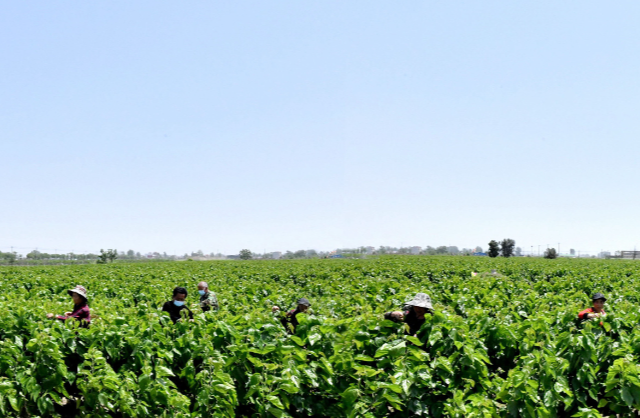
239;249;252;260
127;249;135;257
448;246;460;255
97;249;109;264
26;250;42;260
97;249;117;264
501;239;516;258
107;249;117;263
293;250;306;258
515;247;522;256
0;251;17;264
474;246;483;253
306;249;318;258
487;241;500;258
424;246;436;255
544;248;558;259
435;246;448;255
570;249;576;256
136;252;141;258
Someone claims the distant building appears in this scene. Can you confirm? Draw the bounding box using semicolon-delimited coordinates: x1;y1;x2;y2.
410;246;422;255
619;251;640;259
365;246;375;255
271;252;282;260
472;252;488;256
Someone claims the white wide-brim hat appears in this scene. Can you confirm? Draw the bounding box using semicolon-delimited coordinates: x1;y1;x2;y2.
68;285;88;300
406;293;432;309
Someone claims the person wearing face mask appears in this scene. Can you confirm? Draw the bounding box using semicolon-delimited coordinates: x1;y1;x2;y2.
384;293;433;336
162;287;194;323
197;281;219;312
272;297;311;334
46;285;91;328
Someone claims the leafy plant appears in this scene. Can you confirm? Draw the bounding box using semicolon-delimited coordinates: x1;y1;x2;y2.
0;256;639;416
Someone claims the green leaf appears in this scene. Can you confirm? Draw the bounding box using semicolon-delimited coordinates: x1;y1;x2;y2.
405;336;422;346
139;374;152;391
622;386;634;407
267;395;284;409
290;336;306;346
308;333;321;346
8;395;19;412
374;344;391;358
156;366;175;377
388;384;403;394
342;387;359;407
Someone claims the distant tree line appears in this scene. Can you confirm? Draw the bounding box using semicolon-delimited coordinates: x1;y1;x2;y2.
0;248;185;266
234;245;506;260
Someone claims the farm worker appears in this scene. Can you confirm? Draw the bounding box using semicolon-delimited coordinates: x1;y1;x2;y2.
197;281;219;312
46;285;91;328
273;297;311;334
578;293;607;320
384;293;433;335
162;286;194;323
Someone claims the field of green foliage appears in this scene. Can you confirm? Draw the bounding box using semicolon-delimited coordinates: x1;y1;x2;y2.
1;256;640;417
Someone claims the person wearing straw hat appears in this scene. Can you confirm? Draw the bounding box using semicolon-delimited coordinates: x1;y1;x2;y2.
384;293;433;335
46;285;91;328
578;292;607;320
273;297;311;334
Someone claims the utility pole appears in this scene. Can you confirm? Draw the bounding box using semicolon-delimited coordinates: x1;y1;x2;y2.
558;243;560;256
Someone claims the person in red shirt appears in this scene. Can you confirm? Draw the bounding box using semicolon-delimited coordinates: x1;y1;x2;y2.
578;292;606;320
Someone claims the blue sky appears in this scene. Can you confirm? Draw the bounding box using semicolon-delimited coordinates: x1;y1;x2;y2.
2;1;639;256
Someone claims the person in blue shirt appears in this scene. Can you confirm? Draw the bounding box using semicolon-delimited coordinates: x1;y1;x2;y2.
162;286;194;323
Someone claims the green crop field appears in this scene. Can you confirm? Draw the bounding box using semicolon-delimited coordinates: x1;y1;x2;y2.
1;256;639;417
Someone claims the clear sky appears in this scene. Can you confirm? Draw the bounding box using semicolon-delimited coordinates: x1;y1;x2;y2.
2;1;639;256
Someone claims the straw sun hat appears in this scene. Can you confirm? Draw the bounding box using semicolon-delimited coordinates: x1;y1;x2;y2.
67;285;88;300
406;293;433;309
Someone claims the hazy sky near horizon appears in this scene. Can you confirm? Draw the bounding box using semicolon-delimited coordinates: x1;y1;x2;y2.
2;1;639;256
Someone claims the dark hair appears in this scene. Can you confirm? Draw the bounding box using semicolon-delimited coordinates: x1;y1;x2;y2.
173;287;188;297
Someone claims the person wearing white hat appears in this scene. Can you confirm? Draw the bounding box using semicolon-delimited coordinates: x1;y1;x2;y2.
46;285;91;328
384;293;433;335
